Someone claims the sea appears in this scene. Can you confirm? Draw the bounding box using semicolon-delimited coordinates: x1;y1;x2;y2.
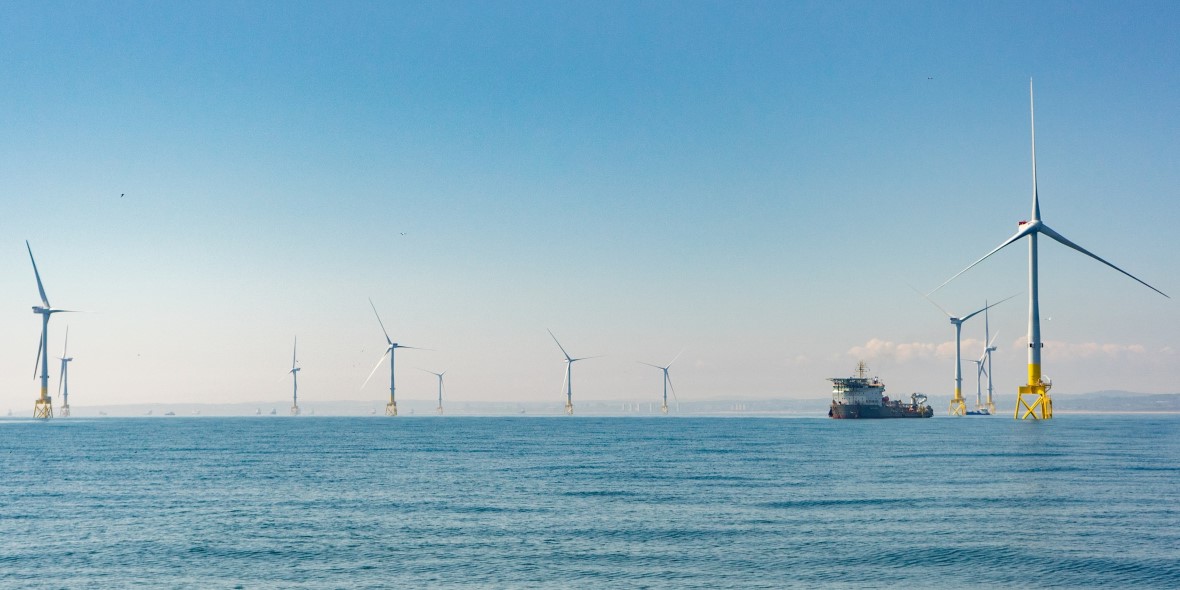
1;415;1177;589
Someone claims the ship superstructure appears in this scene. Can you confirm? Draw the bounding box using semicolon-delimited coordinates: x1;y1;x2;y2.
828;361;933;419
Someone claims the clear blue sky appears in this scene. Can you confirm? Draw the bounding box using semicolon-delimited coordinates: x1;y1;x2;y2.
2;1;1177;409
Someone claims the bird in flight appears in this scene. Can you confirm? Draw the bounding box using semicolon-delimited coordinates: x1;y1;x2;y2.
120;193;125;198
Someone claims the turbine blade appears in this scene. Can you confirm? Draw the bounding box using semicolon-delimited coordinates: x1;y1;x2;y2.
667;373;678;401
1030;78;1041;221
1038;223;1169;298
361;349;391;390
570;355;602;362
637;361;663;369
63;326;69;357
960;292;1019;323
547;328;572;361
908;283;951;318
33;330;43;380
931;225;1034;294
394;345;431;351
292;336;298;369
369;298;394;345
58;360;65;398
988;329;1001;348
26;241;50;308
667;348;685;368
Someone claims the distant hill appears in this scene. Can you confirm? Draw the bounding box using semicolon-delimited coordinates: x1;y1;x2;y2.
1052;391;1180;413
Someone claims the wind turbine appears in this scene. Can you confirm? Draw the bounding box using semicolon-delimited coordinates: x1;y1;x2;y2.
548;329;598;415
916;292;1015;416
419;369;446;414
980;304;1000;414
934;80;1169;420
964;357;986;414
363;299;423;416
289;337;301;415
28;241;77;419
57;326;74;417
639;350;683;414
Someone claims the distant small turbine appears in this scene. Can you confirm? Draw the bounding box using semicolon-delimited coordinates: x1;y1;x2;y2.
420;368;446;414
57;326;74;417
639;350;683;414
27;241;77;419
548;329;599;415
916;290;1015;416
289;336;301;415
980;303;1000;414
363;299;424;416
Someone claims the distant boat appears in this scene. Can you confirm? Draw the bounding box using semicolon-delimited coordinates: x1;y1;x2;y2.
99;411;107;416
269;409;277;415
966;408;991;416
164;411;175;416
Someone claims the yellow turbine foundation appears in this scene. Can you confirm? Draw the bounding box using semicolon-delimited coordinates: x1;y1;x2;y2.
385;401;398;416
33;389;52;419
59;404;71;417
290;405;300;416
660;403;668;415
565;401;574;415
949;388;966;416
1015;363;1052;419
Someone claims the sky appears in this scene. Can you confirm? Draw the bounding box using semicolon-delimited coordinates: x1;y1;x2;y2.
1;1;1177;411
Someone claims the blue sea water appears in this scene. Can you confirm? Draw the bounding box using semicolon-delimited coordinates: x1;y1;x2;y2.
1;415;1178;589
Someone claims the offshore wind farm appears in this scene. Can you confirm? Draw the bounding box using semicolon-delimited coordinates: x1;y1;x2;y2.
3;4;1180;589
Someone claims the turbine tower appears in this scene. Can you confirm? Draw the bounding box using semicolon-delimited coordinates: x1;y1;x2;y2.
363;299;422;416
917;293;1014;416
965;357;984;412
935;81;1168;420
420;369;446;414
289;336;301;416
548;329;598;415
57;326;74;417
639;350;682;414
980;305;1000;414
27;241;76;419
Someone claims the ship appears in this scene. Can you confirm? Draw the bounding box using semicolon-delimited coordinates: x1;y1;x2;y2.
828;361;934;419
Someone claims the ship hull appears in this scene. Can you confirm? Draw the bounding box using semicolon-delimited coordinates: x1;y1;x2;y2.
829;403;933;419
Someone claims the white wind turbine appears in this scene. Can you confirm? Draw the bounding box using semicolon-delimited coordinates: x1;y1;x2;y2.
639;350;683;414
934;80;1169;420
548;329;599;415
28;241;77;419
57;326;74;418
289;337;301;415
965;357;985;414
917;292;1016;416
980;304;1000;414
363;299;424;416
419;369;446;414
